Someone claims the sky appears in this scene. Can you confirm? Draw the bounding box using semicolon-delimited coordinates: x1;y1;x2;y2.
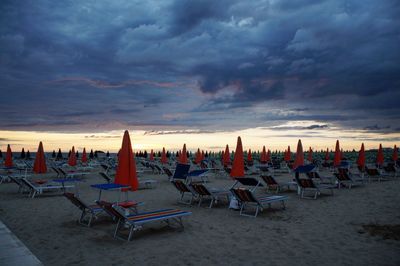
0;0;399;152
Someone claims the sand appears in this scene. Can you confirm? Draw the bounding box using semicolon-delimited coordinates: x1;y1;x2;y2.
1;166;400;266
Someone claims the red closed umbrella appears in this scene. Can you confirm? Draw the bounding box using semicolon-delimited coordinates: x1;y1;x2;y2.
333;140;341;167
179;144;188;164
266;149;271;162
161;147;168;164
325;148;330;162
247;149;253;164
115;130;139;191
81;148;87;163
68;146;77;166
284;146;291;162
149;149;154;161
293;139;304;169
230;136;244;179
357;143;365;168
260;146;267;163
33;141;47;173
5;144;13;167
307;147;313;162
376;144;384;166
195;148;202;164
223;145;230;166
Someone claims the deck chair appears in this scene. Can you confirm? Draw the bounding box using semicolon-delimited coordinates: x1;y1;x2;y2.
171;180;197;205
365;166;386;182
383;163;397;177
231;177;264;192
187;169;209;183
163;167;174;180
294;172;334;199
260;175;296;193
172;163;191;180
20;178;74;198
8;175;29;193
230;188;287;217
333;168;364;189
190;183;230;208
97;201;192;241
305;171;335;184
58;168;88;179
64;192;104;227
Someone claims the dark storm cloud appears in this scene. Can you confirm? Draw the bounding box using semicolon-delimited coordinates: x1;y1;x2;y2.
0;0;399;133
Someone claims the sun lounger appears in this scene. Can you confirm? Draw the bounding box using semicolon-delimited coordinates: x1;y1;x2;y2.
333;168;364;189
64;192;104;227
294;173;334;199
99;172;112;183
231;177;264;192
97;201;191;241
190;183;230;208
305;171;335;184
260;175;296;193
230;188;287;217
20;177;74;198
365;166;388;182
187;169;209;183
172;163;190;180
171;180;197;205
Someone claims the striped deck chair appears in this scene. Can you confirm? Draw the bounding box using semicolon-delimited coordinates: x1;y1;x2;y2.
64;193;104;227
171;180;197;205
230;188;288;217
294;172;334;199
97;201;191;241
260;175;296;193
163;167;174;180
333;168;364;189
190;183;230;208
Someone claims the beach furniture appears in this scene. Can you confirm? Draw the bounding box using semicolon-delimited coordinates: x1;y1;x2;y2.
187;169;209;183
260;175;296;193
20;177;73;198
230;188;287;217
99;171;157;189
295;165;335;199
162;166;174;180
231;177;264;192
99;172;112;183
190;183;230;208
333;168;364;189
171;179;198;205
305;171;335;184
97;201;192;241
64;192;104;227
365;166;387;182
172;163;191;180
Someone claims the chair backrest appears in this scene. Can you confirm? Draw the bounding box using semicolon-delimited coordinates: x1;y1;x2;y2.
58;168;67;177
235;177;263;187
260;175;277;185
294;172;316;188
190;183;211;196
230;188;258;203
64;192;88;210
97;200;125;220
365;167;379;176
163;167;173;177
9;176;23;187
294;164;316;173
172;163;190;180
99;172;111;183
171;180;191;193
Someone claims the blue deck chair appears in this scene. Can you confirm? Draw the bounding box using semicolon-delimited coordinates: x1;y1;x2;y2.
172;163;190;180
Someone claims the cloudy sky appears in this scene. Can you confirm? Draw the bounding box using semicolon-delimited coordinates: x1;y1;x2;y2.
0;0;399;151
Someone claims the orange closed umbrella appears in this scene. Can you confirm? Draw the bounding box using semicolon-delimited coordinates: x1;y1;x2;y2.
149;149;154;161
195;148;202;164
247;149;253;163
376;144;384;166
230;136;244;179
68;146;77;166
392;145;398;162
260;146;267;163
161;147;168;164
115;130;139;191
325;148;330;162
33;141;47;173
307;147;313;162
333;140;341;167
179;144;188;164
81;148;87;163
223;145;230;166
266;149;271;162
5;144;13;167
284;146;291;162
293;139;304;169
357;143;365;168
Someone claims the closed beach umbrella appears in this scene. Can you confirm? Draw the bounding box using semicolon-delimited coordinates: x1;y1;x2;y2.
20;148;25;159
284;146;291;162
81;148;87;163
223;145;230;166
333;140;341;167
230;136;244;179
293;139;304;169
115;130;139;191
266;149;271;162
68;146;77;166
247;149;253;164
307;147;313;162
357;143;365;168
195;148;202;164
201;150;205;161
325;148;330;162
57;148;63;160
392;145;398;162
33;141;47;173
376;144;384;166
260;146;267;163
149;149;154;161
161;147;168;164
178;144;188;164
5;144;13;167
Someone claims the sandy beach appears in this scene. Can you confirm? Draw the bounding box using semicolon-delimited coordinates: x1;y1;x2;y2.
1;166;399;266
